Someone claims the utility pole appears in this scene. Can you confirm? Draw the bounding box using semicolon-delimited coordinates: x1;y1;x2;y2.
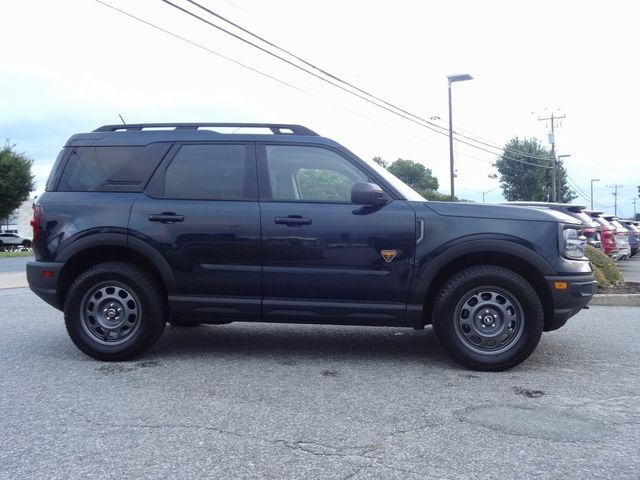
607;184;623;216
632;197;637;219
538;111;565;202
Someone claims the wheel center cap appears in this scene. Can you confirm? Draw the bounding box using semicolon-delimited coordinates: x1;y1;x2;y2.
107;308;117;318
482;315;494;325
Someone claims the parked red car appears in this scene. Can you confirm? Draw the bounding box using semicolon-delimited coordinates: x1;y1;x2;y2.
584;211;620;260
603;215;631;259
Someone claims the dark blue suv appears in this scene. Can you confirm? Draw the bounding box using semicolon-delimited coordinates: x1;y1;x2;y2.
27;123;596;371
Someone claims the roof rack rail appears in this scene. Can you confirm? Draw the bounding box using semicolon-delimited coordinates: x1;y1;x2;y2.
93;123;318;135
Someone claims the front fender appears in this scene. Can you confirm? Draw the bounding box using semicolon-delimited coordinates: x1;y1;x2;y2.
408;237;555;308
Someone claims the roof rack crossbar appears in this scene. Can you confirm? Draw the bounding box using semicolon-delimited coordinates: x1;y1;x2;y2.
94;123;318;135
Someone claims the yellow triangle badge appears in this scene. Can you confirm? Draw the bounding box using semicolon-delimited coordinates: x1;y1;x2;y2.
380;249;397;263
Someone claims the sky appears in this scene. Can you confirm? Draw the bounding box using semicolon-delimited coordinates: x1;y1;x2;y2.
1;0;639;217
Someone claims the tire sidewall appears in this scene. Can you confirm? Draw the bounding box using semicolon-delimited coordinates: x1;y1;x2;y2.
433;266;544;371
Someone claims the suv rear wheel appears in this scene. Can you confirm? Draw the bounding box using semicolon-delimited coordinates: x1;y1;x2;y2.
64;262;167;361
432;265;544;371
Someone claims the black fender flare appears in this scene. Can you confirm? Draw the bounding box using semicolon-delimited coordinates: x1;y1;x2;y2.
408;238;555;307
56;232;176;291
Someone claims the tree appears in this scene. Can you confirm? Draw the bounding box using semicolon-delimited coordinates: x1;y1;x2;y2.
374;157;454;200
492;137;576;203
387;159;439;192
0;143;35;221
372;156;387;168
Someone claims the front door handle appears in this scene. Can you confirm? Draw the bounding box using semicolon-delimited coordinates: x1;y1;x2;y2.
149;213;185;223
274;215;312;227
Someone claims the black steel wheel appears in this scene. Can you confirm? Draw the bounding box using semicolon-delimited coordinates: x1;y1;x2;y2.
432;265;544;371
64;262;167;361
79;282;143;345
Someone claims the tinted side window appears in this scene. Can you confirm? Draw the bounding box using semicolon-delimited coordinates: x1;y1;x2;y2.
163;144;252;200
57;144;168;192
266;145;368;202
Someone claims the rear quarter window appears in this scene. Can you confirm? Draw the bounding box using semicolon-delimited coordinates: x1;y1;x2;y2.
45;149;68;192
56;143;170;192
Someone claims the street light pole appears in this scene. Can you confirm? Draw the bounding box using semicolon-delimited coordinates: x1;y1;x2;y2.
447;73;473;202
590;178;600;210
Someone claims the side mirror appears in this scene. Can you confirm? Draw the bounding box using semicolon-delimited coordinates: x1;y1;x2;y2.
351;182;390;206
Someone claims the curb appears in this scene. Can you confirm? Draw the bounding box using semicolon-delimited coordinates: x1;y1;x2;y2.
589;294;640;307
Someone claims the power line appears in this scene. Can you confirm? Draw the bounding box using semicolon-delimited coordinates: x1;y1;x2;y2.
565;174;591;200
158;0;452;138
93;0;449;153
160;0;558;165
185;0;563;162
96;0;552;173
566;176;612;209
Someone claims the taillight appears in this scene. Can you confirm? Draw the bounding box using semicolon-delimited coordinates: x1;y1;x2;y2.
601;230;615;247
30;204;41;242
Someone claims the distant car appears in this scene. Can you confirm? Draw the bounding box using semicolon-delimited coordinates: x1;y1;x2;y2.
619;220;639;257
0;233;32;249
501;202;602;250
584;211;621;260
602;215;631;260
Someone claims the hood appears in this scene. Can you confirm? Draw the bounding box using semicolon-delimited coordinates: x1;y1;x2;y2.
422;201;580;224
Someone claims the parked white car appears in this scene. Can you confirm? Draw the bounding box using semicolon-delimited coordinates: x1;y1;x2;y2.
0;233;32;248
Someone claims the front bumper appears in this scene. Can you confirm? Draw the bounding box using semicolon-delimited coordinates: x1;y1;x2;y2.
26;261;64;310
544;273;597;331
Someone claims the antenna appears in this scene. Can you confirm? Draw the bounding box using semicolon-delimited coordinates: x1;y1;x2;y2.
118;114;126;125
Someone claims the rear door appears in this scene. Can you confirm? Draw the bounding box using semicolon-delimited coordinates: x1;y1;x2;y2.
258;143;416;325
129;142;261;320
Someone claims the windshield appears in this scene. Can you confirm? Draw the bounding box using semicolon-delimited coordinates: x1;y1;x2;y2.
364;158;426;201
608;219;627;231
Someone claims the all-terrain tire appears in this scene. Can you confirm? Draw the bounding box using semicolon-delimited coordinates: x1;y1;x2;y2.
64;262;167;361
432;265;544;371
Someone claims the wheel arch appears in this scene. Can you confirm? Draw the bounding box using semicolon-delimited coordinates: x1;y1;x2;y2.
55;234;175;309
412;240;555;331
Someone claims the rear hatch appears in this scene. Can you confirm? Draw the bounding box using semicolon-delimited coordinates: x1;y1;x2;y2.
586;212;618;256
605;217;631;256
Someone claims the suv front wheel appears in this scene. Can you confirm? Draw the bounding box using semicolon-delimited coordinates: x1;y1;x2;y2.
64;262;167;361
432;265;544;371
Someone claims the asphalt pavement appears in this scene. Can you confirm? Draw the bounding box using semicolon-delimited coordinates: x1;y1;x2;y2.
1;288;638;480
0;255;31;274
618;253;640;282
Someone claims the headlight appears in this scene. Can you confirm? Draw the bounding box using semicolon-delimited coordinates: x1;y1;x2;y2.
561;226;587;259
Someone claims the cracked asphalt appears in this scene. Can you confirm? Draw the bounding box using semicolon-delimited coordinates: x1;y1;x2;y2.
1;288;639;480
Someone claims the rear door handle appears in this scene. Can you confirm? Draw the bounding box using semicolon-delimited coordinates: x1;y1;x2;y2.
274;215;312;227
149;213;184;223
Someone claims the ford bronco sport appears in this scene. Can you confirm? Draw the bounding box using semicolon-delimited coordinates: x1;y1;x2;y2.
27;123;596;371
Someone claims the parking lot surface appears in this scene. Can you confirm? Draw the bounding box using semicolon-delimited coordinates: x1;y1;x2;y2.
618;253;640;282
0;255;31;274
1;288;639;480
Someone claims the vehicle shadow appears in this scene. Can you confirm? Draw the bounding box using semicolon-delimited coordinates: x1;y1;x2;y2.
153;322;457;369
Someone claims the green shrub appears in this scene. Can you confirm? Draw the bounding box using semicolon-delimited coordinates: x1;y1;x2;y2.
590;264;608;288
584;245;624;286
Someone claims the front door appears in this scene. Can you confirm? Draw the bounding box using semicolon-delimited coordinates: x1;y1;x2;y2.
258;144;416;325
